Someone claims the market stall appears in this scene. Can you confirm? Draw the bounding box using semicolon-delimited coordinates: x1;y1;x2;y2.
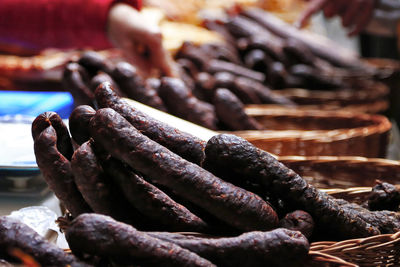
1;1;400;266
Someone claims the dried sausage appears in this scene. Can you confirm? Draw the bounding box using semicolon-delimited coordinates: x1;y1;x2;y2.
65;214;215;267
94;82;206;165
89;108;279;231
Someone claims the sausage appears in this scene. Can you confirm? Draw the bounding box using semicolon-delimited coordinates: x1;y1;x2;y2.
94;82;206;165
194;72;216;102
234;76;296;106
90;72;125;98
279;210;314;238
175;41;211;70
176;58;200;78
282;38;317;66
32;112;73;160
89;108;279;232
241;8;368;70
70;140;137;223
204;134;382;239
206;59;265;83
158;77;218;130
102;158;209;232
368;181;400;211
77;51;113;77
65;213;216;267
0;216;87;267
267;62;288;89
63;63;94;106
68;105;96;146
111;62;167;111
32;122;91;217
198;43;242;65
213;88;263;131
243;49;271;72
214;72;261;104
289;64;342;89
147;228;309;267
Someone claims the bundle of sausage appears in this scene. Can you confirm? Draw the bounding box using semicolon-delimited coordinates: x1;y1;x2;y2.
20;81;400;266
62;48;296;131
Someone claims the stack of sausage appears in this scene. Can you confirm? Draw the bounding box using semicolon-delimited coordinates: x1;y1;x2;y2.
200;7;381;90
2;80;399;266
63;46;297;131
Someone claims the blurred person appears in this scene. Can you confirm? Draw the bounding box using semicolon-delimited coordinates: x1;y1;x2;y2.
0;0;175;76
296;0;379;36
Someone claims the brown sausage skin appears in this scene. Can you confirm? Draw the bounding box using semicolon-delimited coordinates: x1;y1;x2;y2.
0;216;88;267
65;214;216;267
111;62;167;111
32;112;73;160
68;105;96;146
32;125;91;218
204;134;382;239
63;63;94;107
147;228;310;267
158;77;218;130
103;158;209;232
94;82;206;165
89;108;279;232
71;140;137;223
213;88;263;131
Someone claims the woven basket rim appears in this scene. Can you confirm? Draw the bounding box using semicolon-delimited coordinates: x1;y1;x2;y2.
276;81;389;101
232;111;391;142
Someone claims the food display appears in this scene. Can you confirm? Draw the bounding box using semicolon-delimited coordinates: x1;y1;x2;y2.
2;1;400;267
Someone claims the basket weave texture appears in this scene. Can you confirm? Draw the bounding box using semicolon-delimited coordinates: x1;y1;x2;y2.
232;109;391;157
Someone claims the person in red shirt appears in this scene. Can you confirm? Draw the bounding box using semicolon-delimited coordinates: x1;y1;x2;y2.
296;0;379;36
0;0;175;76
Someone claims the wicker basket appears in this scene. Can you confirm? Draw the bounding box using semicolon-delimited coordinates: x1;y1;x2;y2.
273;81;389;114
232;109;391;158
277;156;400;189
310;232;400;267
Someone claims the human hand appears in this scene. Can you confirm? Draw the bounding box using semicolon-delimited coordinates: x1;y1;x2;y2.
296;0;378;36
107;3;177;77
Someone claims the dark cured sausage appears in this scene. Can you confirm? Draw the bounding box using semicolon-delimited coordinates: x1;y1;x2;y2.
32;123;91;218
63;63;94;107
0;216;87;267
213;88;263;131
89;108;278;232
111;62;167;111
77;51;114;77
158;77;218;130
279;210;314;238
206;59;265;83
71;140;136;223
103;158;209;232
32;112;73;160
94;82;206;165
68;105;96;146
65;213;215;267
147;228;309;267
204;134;382;239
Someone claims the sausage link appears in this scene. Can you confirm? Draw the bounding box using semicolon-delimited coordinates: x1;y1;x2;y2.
89;108;278;232
68;105;96;146
103;158;209;232
94;82;206;165
111;62;167;111
0;216;88;267
213;88;263;131
32;112;73;160
65;213;215;267
63;63;94;106
204;134;382;239
147;228;309;267
158;77;218;130
32;124;91;218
